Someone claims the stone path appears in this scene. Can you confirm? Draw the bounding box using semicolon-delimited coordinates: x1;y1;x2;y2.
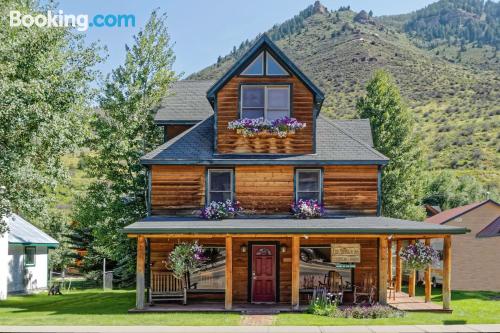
240;314;276;326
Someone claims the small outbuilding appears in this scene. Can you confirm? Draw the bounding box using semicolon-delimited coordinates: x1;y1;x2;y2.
0;213;59;299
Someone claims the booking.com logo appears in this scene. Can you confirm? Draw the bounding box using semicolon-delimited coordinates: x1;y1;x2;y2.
10;10;136;31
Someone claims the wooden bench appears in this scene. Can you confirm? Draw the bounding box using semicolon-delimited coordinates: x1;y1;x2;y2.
150;272;186;305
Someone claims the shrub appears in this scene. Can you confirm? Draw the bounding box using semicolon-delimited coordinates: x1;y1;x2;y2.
166;242;206;287
307;294;339;316
336;305;405;319
291;199;324;219
200;200;242;220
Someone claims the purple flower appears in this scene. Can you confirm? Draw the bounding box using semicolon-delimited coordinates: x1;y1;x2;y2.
200;200;243;220
228;116;306;138
291;199;324;219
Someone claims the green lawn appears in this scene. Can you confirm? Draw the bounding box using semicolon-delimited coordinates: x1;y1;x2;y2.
0;287;499;326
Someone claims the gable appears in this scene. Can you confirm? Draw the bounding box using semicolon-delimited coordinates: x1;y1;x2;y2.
206;34;324;108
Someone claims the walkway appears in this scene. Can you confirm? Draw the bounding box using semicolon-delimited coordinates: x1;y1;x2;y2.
0;325;499;333
388;292;447;312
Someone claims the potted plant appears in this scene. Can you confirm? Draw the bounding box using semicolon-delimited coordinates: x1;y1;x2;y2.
291;199;324;219
227;116;306;138
167;242;206;290
399;241;439;270
200;200;243;220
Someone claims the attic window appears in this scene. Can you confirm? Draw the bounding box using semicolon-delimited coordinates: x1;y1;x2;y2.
241;51;288;76
241;85;290;120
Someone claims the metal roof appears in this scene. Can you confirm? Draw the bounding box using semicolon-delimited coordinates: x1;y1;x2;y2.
123;216;468;235
5;213;59;247
155;80;216;124
140;115;388;165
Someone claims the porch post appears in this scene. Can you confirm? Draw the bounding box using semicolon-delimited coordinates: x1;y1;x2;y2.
408;240;416;297
291;235;300;310
225;236;233;310
378;236;388;305
395;240;402;292
387;239;393;283
443;235;452;310
136;235;146;310
424;239;432;303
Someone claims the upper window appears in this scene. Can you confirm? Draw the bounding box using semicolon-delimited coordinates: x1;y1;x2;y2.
24;246;36;267
241;51;288;76
208;169;233;203
241;85;290;120
296;169;322;202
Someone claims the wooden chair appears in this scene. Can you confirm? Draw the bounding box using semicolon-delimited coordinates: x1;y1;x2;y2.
387;277;396;301
352;273;376;305
327;271;344;304
150;272;187;305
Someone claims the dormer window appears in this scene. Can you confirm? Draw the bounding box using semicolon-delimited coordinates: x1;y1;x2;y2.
241;85;290;120
240;51;288;76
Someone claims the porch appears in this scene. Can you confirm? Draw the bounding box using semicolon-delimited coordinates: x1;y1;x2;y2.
124;216;468;312
388;292;449;313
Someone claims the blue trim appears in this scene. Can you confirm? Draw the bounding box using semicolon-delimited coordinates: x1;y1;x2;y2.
154;120;201;125
205;168;235;205
377;166;382;216
207;35;324;106
214;95;218;153
141;159;389;166
147;166;152;216
294;168;323;203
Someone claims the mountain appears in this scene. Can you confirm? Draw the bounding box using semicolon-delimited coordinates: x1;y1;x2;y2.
189;0;499;192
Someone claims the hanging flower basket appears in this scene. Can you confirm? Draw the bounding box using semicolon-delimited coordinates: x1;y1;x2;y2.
399;242;439;270
291;199;324;219
200;200;243;220
228;116;306;138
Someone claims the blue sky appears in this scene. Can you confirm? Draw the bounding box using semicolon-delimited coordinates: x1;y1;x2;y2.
55;0;437;77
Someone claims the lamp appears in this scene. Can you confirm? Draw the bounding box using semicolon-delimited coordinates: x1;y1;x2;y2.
280;245;287;253
240;245;247;253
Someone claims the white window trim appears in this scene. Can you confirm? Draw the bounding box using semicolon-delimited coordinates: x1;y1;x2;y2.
241;53;264;76
207;169;234;203
240;85;290;120
295;169;322;203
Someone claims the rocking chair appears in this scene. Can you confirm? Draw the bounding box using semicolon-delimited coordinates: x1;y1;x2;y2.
352;272;376;305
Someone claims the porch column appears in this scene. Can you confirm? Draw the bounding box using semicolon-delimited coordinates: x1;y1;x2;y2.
291;235;300;310
225;236;233;310
443;235;452;310
395;240;402;292
136;235;146;310
378;236;388;305
387;239;393;283
424;239;432;303
408;240;416;297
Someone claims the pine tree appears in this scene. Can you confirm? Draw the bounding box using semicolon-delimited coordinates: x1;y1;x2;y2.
357;70;426;220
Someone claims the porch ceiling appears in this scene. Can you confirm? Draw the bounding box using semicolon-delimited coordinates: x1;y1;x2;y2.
123;216;469;236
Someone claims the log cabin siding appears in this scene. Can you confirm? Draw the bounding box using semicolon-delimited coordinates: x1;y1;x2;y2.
216;75;314;154
150;165;205;214
149;165;379;215
235;166;294;213
323;165;378;215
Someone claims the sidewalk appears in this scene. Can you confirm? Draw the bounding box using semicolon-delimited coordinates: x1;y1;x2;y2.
0;325;499;333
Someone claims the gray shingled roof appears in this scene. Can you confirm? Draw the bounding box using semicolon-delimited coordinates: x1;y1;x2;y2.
154;80;216;124
5;213;59;247
123;216;468;235
333;119;374;147
141;115;388;165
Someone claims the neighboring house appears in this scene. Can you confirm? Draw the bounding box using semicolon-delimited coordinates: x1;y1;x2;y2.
0;214;59;299
427;199;500;291
123;35;468;311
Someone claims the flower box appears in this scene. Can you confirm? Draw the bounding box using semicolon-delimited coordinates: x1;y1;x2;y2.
228;116;306;138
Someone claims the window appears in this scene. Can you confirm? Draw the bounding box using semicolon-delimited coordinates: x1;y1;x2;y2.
266;53;287;76
296;169;322;202
241;52;264;75
241;51;288;76
187;247;226;290
24;246;36;267
208;169;233;203
299;246;353;291
241;85;290;120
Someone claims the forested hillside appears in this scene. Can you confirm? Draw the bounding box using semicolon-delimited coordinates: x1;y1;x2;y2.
189;0;499;192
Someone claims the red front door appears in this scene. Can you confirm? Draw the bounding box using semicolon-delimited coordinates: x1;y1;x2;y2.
251;244;276;303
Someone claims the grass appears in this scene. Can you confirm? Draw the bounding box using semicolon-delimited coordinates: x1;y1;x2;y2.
277;286;500;326
0;287;499;326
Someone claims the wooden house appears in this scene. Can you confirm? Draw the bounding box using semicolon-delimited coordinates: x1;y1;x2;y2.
124;35;468;312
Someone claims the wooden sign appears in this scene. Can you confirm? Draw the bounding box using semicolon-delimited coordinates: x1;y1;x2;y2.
331;244;361;263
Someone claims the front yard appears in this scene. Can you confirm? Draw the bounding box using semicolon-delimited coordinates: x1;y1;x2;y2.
0;287;499;326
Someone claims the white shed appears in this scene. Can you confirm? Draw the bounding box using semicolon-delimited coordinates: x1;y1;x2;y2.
0;214;59;299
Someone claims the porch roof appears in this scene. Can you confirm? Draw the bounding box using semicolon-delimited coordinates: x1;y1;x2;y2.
123;216;468;235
